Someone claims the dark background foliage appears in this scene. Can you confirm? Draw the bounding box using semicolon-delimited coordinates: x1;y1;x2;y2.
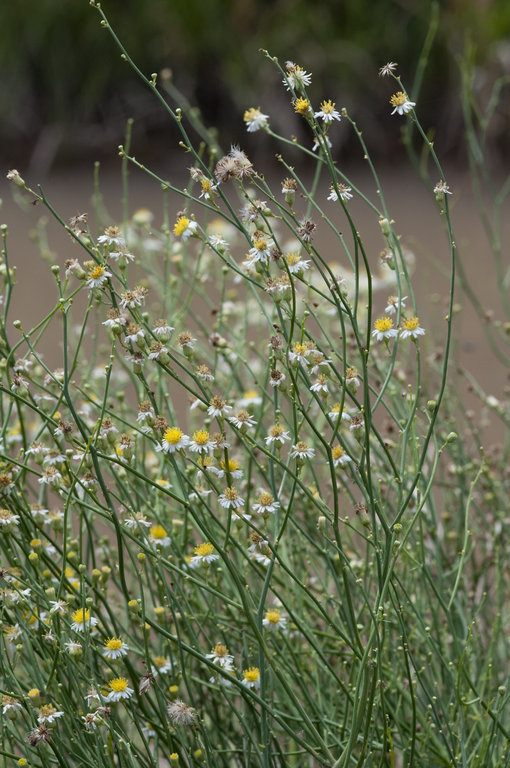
3;0;510;171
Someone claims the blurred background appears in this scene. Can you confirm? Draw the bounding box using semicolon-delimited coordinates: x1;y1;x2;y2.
1;0;510;173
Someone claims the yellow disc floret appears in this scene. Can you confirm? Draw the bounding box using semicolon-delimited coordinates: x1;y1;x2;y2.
173;216;190;236
294;98;311;115
374;317;394;332
194;542;214;557
164;427;183;445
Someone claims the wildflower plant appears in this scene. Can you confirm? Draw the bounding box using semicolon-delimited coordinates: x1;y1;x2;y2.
1;5;510;768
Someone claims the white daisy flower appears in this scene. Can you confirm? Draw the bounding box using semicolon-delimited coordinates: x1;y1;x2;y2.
262;609;287;631
218;487;244;509
86;265;112;290
37;704;64;724
384;295;407;315
109;246;135;265
372;317;399;341
331;445;352;468
228;410;257;430
237;390;262;409
106;677;134;702
284;63;312;91
199;178;219;200
252;492;280;515
102;637;129;660
206;643;235;670
173;216;198;241
314;99;341;124
151;655;173;675
152;320;175;341
243;107;270;132
390;91;416;115
65;640;83;657
289;441;315;459
207;396;232;418
288;342;316;365
2;695;22;714
327;184;353;202
400;317;426;340
328;403;351;422
190;542;219;568
310;375;328;393
242;235;273;269
0;508;20;527
265;425;291;446
97;226;126;247
157;427;189;454
283;252;311;275
70;608;98;633
242;667;260;689
188;429;215;454
312;134;332;152
149;524;171;548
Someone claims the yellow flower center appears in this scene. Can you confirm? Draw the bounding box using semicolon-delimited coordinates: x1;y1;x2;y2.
269;425;284;437
258;493;274;507
223;487;238;501
38;704;57;718
89;265;105;280
194;542;214;557
244;107;262;123
221;458;240;472
28;689;40;699
374;317;393;332
150;524;168;540
390;91;407;107
294;98;310;115
164;427;183;445
402;317;420;330
71;608;90;624
320;99;335;114
105;638;123;651
285;252;300;265
332;446;345;460
173;216;190;236
0;509;12;520
213;643;228;657
292;342;307;356
201;179;212;193
243;666;260;682
265;609;281;624
254;238;268;252
192;429;210;446
109;677;128;692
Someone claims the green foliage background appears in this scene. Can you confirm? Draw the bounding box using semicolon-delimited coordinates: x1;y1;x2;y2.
3;0;510;162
